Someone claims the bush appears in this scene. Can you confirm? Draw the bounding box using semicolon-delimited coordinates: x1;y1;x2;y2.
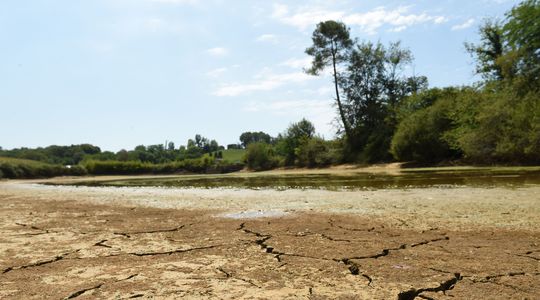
391;97;459;162
0;157;83;179
80;156;247;175
245;143;277;171
445;86;540;163
296;138;335;167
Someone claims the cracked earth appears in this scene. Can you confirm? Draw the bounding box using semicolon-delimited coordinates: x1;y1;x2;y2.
0;177;539;299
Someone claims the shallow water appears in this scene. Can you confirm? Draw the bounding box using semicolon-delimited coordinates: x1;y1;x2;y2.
56;167;540;191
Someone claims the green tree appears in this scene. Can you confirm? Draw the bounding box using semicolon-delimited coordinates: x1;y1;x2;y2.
465;20;506;80
245;142;277;171
239;131;272;148
276;118;316;165
339;41;420;162
306;20;354;138
503;0;540;85
391;89;461;162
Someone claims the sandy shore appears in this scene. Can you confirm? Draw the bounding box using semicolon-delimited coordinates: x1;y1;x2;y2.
0;175;539;299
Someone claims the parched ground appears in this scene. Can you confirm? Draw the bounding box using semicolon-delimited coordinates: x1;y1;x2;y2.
0;175;539;299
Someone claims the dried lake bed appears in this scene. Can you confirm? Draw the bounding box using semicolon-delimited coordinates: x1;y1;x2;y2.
0;166;539;299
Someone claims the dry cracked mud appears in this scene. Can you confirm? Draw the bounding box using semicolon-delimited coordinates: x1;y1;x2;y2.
0;176;539;299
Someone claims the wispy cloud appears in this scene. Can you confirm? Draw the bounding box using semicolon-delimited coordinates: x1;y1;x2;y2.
213;71;313;96
256;34;278;43
271;4;448;34
244;98;335;137
280;57;312;69
206;47;228;57
244;99;328;114
451;18;475;31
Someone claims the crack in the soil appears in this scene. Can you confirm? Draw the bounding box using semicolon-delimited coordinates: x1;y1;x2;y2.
15;222;56;235
410;236;449;247
320;234;351;243
238;222;450;286
63;273;139;299
516;253;540;261
217;267;261;288
129;244;219;256
469;271;540;282
94;239;112;248
118;273;139;281
237;223;334;263
114;224;187;238
64;283;103;299
328;219;377;233
2;249;80;274
397;273;462;300
339;258;373;286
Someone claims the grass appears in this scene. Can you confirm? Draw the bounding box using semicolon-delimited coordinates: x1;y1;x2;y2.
220;149;245;163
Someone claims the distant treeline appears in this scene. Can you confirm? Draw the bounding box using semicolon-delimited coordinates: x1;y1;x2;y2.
0;135;244;179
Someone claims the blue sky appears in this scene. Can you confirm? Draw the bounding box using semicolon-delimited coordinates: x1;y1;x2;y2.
0;0;520;151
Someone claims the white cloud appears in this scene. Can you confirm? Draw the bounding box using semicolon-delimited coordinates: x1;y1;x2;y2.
205;67;227;78
244;99;335;137
244;99;328;113
213;71;313;97
256;34;278;43
280;57;312;69
271;4;448;34
451;18;475;31
207;47;228;57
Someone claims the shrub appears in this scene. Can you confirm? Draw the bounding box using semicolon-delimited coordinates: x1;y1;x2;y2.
245;143;277;171
296;138;335;167
445;86;540;163
391;97;458;162
0;157;81;179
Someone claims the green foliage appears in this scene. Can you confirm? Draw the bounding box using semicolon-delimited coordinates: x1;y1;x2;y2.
0;157;87;179
305;22;426;163
503;0;540;83
338;40;424;162
0;144;100;165
466;1;540;87
305;20;353;76
295;138;336;167
391;92;459;162
239;132;273;147
81;156;243;175
465;20;506;80
275;118;316;165
226;144;242;150
220;149;246;163
306;20;354;138
445;86;540;163
245;143;278;171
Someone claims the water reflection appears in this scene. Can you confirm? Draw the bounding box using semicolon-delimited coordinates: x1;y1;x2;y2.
62;168;540;191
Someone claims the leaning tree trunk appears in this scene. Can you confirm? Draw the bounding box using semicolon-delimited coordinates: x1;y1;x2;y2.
331;44;352;139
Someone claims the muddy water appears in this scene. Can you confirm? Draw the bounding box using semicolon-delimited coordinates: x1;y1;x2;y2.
56;167;540;190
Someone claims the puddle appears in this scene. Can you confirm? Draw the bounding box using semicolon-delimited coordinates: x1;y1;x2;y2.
51;167;540;191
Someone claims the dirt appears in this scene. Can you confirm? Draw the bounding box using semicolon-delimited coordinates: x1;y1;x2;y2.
0;173;539;299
